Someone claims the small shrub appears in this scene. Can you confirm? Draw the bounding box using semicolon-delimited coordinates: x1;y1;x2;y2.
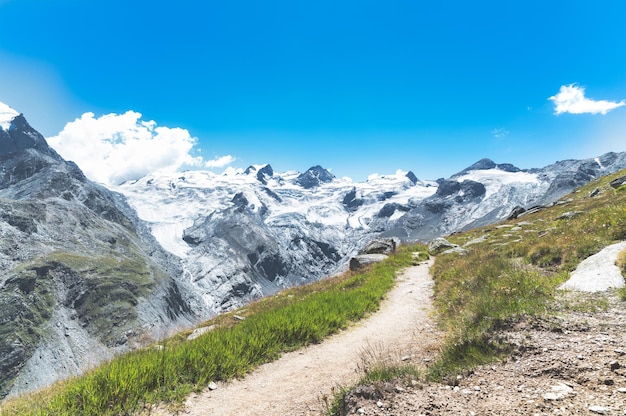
618;249;626;302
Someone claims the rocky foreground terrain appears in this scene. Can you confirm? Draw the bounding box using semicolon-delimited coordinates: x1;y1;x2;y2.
343;291;626;416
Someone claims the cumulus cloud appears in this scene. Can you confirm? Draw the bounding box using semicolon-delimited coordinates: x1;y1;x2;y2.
205;155;236;168
47;111;234;186
549;84;625;115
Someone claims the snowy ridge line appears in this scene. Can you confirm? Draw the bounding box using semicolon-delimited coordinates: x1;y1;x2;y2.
115;166;437;259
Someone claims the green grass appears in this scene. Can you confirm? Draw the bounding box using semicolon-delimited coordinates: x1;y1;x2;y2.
426;169;626;380
0;245;427;416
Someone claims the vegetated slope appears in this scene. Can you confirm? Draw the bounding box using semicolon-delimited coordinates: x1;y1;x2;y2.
430;168;626;378
388;153;626;241
0;245;427;416
335;169;626;415
0;109;202;398
117;153;626;316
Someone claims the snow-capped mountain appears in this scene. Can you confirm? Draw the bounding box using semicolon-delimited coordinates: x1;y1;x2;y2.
116;165;436;311
388;154;626;241
115;152;626;314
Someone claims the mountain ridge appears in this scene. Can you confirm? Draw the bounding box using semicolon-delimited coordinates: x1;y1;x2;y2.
117;149;626;317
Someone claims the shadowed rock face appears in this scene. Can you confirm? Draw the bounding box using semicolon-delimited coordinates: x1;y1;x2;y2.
181;199;345;311
0;114;201;399
0;114;58;157
295;165;335;188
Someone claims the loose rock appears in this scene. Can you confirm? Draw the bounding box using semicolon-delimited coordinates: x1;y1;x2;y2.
428;238;459;255
589;405;610;414
349;254;389;271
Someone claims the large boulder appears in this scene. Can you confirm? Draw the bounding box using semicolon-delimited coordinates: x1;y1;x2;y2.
360;237;399;255
610;175;626;189
349;254;389;271
428;237;459;255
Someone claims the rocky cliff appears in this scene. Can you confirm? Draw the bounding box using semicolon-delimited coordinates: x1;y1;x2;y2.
0;108;202;398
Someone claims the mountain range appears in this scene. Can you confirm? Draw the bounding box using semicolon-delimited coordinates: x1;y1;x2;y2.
1;102;626;398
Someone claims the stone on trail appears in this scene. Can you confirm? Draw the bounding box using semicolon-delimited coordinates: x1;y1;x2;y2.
542;383;573;401
588;405;610;414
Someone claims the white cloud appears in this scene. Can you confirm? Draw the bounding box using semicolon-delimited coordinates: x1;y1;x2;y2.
491;128;509;138
205;155;236;168
47;111;235;186
549;84;625;115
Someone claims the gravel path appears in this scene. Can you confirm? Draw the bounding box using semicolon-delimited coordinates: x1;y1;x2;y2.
158;258;439;416
342;242;626;415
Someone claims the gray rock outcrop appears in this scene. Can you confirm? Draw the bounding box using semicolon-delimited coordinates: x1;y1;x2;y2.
428;238;459;255
360;238;399;255
0;113;200;398
610;175;626;189
349;254;389;271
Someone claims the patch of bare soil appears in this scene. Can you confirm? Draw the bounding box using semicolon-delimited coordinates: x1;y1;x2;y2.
155;258;441;416
342;291;626;416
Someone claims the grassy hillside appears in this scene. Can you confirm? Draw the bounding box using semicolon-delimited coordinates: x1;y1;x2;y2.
0;244;427;416
429;168;626;379
326;169;626;414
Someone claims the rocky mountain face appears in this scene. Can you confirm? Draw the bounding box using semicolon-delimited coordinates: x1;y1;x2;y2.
116;152;626;317
387;153;626;241
0;108;202;398
116;167;436;313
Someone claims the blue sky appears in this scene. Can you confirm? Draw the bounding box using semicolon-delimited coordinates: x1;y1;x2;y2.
1;0;626;183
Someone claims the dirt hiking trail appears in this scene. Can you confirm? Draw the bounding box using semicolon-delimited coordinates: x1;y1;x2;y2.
158;258;439;415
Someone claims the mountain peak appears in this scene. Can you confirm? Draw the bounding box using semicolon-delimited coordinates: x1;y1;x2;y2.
0;101;19;131
295;165;335;188
405;171;419;184
244;164;274;184
454;158;521;177
0;110;58;158
466;158;497;171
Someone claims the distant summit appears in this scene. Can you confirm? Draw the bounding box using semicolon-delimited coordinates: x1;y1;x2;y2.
405;171;419;184
295;165;335;188
453;158;521;177
244;164;274;185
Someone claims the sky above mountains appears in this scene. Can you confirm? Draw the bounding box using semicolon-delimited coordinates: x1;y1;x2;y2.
1;1;626;184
